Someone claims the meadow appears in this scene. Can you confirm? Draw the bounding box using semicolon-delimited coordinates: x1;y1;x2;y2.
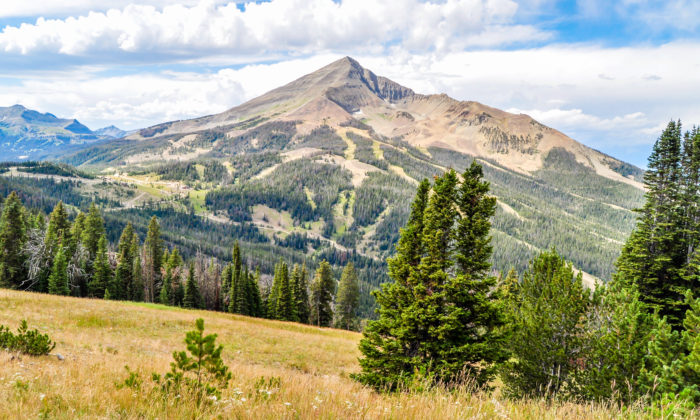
0;289;677;419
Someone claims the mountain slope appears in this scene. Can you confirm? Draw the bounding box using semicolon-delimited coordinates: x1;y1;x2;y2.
0;104;106;160
49;57;645;310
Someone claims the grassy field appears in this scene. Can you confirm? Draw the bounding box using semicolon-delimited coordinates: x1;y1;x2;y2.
0;289;678;419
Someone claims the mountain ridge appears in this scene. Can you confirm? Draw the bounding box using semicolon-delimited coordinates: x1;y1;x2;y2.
117;57;642;187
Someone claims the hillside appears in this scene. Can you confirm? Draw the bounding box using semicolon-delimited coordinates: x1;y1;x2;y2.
0;105;107;160
0;289;648;419
15;57;644;314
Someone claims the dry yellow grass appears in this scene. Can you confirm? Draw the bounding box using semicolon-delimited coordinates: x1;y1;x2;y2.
0;289;682;419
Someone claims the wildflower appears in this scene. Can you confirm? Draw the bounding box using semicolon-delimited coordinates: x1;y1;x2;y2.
284;402;291;407
39;394;46;401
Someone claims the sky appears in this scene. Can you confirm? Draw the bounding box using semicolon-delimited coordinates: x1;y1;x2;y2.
1;1;699;167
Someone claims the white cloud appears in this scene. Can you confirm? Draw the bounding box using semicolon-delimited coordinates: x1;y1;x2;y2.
0;0;547;64
0;1;216;18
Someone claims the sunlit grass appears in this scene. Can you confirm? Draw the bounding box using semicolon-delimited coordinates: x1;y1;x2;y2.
0;289;686;419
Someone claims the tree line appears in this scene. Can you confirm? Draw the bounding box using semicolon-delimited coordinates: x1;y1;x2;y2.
353;123;700;410
0;196;362;329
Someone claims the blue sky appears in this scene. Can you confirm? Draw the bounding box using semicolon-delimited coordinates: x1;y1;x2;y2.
1;0;700;167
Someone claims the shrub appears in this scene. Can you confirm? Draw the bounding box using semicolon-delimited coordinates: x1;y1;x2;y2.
0;320;56;356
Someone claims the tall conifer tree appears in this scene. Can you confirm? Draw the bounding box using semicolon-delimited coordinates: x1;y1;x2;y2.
183;262;201;309
48;245;70;296
0;191;27;289
88;234;111;298
309;260;335;327
335;262;360;330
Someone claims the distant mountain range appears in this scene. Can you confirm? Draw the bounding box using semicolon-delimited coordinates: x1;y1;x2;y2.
0;104;127;160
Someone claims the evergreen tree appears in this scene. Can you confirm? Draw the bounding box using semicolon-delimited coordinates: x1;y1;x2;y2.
616;121;688;326
293;264;310;324
45;201;71;255
114;223;136;300
160;266;172;305
309;260;335;327
228;242;242;313
0;191;27;289
183;263;202;309
275;261;294;321
236;265;250;315
249;267;263;317
501;249;591;398
573;281;652;403
130;234;143;301
335;262;360;330
143;216;163;302
88;235;111;298
354;179;430;390
81;203;105;260
266;259;284;318
67;211;85;258
48;245;70;296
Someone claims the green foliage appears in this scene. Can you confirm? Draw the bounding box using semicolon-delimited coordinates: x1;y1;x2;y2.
356;165;508;391
0;191;27;288
183;263;202;309
572;281;652;403
500;249;591;399
309;260;335;327
0;320;56;356
291;264;310;324
153;318;231;404
88;235;111;298
616;121;692;327
335;262;360;330
47;245;70;296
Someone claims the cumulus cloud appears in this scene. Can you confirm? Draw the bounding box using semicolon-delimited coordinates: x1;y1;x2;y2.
0;0;548;65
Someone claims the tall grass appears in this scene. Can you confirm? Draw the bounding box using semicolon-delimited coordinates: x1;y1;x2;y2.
0;289;689;419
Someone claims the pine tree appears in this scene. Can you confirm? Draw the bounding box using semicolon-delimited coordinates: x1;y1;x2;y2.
130;234;143;301
249;267;263;317
501;249;591;398
616;121;687;327
113;223;136;300
183;263;201;309
309;260;335;327
275;261;294;321
335;262;360;330
81;203;105;260
355;179;430;390
439;161;508;386
88;235;111;298
236;265;250;315
67;211;85;258
160;266;172;305
573;281;652;403
228;242;242;314
293;263;310;324
45;201;71;255
48;245;70;296
266;259;284;319
0;191;27;289
143;216;163;302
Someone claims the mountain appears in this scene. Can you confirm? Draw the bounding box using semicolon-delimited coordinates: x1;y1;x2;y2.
49;57;645;311
94;125;128;139
0;104;106;160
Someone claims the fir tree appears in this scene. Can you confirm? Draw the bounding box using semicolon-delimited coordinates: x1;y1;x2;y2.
67;211;85;258
266;259;284;319
0;191;27;289
143;216;163;302
236;265;250;315
354;179;430;390
81;203;105;260
501;249;591;398
45;201;71;255
309;260;335;327
335;262;360;330
130;234;143;301
228;242;242;313
88;235;111;298
159;266;172;306
293;264;310;324
275;262;294;321
113;223;136;300
48;245;70;296
183;263;202;309
574;281;652;403
249;267;263;317
616;121;688;326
